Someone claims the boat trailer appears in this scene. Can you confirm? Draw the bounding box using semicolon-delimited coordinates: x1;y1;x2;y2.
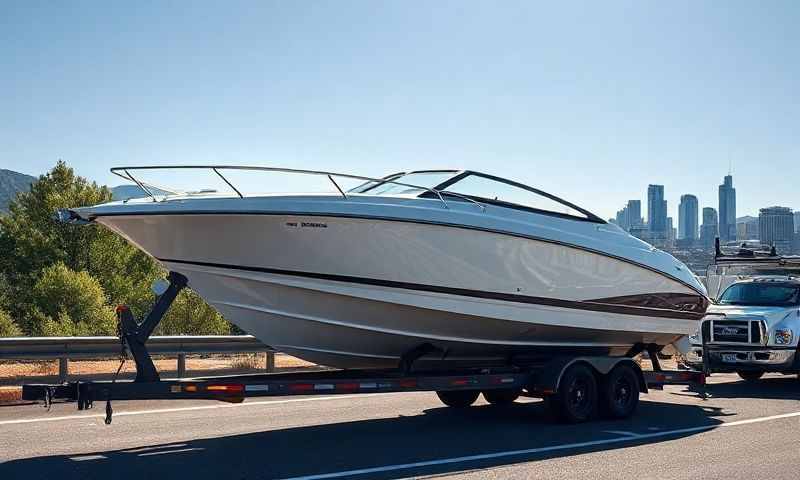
22;272;706;424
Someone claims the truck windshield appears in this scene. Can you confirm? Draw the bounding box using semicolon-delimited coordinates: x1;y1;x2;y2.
718;283;800;306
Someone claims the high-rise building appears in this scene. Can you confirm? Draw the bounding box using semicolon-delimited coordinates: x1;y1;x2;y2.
700;207;719;250
736;216;759;241
678;194;699;241
647;185;667;234
614;199;643;232
627;200;642;228
666;216;676;248
794;211;800;234
759;206;794;252
718;175;736;242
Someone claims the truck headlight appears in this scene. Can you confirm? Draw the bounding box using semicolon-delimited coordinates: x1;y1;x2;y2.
774;329;793;345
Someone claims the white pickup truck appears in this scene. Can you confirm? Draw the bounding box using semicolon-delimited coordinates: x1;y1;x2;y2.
685;245;800;380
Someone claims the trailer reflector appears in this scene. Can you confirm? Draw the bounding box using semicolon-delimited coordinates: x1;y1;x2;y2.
289;383;315;392
399;379;417;388
451;378;478;386
492;377;515;384
206;384;244;393
244;385;269;392
336;383;360;391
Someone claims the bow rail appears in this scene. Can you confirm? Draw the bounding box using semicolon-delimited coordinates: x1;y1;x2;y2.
110;165;486;211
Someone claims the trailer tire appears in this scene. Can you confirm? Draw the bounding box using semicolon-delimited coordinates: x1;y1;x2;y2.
545;364;598;423
737;371;764;382
600;364;640;419
482;388;521;405
436;390;480;408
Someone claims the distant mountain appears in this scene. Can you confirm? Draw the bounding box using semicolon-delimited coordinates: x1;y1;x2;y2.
0;169;36;213
111;184;171;201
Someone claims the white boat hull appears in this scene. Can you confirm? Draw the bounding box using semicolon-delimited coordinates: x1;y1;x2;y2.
95;211;704;369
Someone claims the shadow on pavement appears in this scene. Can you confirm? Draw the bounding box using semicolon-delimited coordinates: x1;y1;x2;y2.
2;399;728;480
699;374;800;401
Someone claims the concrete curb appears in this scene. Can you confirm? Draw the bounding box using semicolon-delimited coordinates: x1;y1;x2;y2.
0;387;22;403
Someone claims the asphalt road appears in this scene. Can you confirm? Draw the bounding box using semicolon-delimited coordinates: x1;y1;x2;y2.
1;373;799;480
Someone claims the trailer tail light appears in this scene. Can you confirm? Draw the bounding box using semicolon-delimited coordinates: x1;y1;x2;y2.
399;379;417;388
337;383;360;391
289;383;315;392
206;384;245;394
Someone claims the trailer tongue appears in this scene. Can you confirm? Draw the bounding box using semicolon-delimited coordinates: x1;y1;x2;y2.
22;271;705;425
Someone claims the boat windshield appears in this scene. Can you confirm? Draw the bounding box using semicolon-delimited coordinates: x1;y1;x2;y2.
718;283;800;306
441;172;593;220
349;171;457;195
351;169;599;221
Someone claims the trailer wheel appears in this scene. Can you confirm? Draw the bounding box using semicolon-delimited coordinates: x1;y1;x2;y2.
482;388;521;405
545;364;597;423
600;364;640;419
737;371;764;382
436;390;480;408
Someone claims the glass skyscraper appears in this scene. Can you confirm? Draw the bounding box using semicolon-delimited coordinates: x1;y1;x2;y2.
700;207;719;250
678;194;699;240
718;175;736;242
647;185;667;233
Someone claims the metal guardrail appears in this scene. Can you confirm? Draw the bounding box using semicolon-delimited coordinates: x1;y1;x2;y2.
0;335;276;381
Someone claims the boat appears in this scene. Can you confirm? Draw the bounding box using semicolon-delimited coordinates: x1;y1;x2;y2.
60;166;709;370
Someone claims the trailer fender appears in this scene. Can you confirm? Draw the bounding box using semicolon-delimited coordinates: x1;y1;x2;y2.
532;357;647;395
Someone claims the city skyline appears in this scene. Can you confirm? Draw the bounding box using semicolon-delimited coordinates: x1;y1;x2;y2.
614;173;797;228
612;172;798;253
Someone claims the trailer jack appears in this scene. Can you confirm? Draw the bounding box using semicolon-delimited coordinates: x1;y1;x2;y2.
118;271;188;383
98;272;189;423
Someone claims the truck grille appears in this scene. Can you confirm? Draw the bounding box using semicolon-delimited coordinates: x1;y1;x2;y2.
711;320;763;344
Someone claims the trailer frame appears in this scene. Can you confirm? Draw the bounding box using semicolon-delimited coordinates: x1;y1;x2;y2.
21;271;705;424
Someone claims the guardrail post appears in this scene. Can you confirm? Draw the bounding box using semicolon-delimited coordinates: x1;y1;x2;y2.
266;352;275;372
58;357;68;382
177;354;186;378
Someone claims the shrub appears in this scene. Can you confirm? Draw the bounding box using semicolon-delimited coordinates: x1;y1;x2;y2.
0;309;22;337
25;263;116;336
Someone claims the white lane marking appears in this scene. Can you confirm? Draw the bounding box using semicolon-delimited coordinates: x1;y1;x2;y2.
138;447;204;457
603;430;641;438
0;394;373;426
69;454;107;461
278;410;800;480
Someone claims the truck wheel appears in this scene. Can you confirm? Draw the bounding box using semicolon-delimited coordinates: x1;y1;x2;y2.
436;390;480;408
545;364;598;423
737;371;764;382
483;388;521;405
600;364;640;419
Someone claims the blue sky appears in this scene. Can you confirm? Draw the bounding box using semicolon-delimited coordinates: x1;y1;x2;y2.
1;1;797;220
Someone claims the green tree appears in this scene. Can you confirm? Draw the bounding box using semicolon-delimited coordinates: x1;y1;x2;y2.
26;263;116;336
0;309;22;337
0;161;232;336
0;161;114;323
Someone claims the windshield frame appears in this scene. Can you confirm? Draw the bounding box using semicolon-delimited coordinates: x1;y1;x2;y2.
718;282;800;307
428;171;605;223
